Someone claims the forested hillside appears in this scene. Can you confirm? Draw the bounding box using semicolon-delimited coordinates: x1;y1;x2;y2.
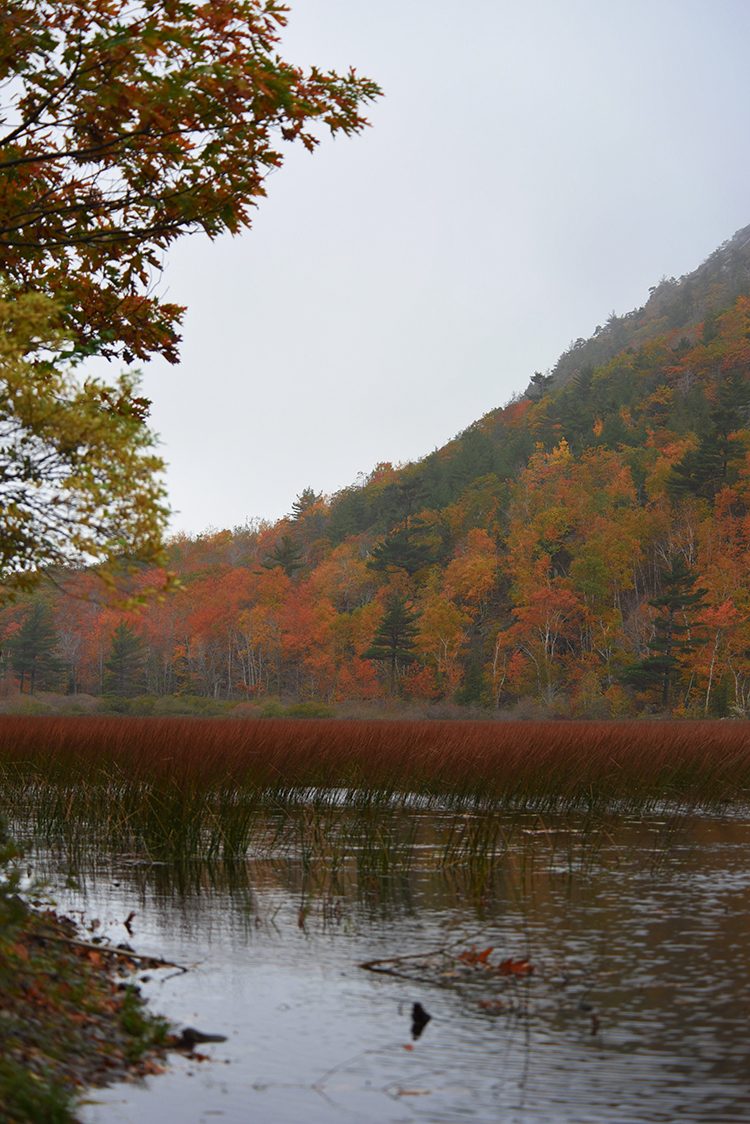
5;226;750;718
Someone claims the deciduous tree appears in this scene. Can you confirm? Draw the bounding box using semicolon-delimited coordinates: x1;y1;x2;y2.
0;294;166;597
0;2;378;597
0;0;380;362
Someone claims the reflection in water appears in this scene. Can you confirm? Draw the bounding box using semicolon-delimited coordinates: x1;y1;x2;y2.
21;809;750;1123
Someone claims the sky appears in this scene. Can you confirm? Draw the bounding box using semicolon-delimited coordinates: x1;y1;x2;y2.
140;0;750;535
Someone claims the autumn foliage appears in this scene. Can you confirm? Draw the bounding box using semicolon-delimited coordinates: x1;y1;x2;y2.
5;231;750;717
0;2;379;595
0;0;380;363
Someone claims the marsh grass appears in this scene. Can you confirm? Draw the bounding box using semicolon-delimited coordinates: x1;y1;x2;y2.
1;716;748;876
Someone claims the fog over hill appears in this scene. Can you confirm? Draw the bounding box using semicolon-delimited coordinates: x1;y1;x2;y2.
536;222;750;396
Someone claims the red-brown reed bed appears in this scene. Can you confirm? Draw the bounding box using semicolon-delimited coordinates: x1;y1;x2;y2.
1;716;750;810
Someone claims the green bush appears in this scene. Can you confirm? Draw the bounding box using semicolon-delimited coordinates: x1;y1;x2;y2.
258;699;287;718
153;695;234;717
97;694;237;717
98;695;136;715
9;696;51;716
286;701;335;719
257;699;334;718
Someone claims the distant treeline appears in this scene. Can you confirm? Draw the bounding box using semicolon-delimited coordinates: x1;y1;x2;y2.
4;235;750;719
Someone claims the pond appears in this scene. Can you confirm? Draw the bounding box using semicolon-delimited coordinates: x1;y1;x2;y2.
20;806;750;1123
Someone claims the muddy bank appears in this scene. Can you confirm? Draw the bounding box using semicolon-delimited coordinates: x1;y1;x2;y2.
0;889;171;1123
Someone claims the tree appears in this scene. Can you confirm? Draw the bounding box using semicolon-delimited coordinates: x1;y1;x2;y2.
262;534;304;577
363;594;420;694
526;371;553;400
9;600;62;693
443;529;498;616
290;488;322;521
0;1;380;363
0;3;378;596
625;556;707;710
0;293;167;597
669;370;749;500
415;592;468;696
505;575;583;705
368;524;437;577
104;620;146;697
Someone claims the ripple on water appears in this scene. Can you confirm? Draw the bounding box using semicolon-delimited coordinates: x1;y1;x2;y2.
22;808;750;1123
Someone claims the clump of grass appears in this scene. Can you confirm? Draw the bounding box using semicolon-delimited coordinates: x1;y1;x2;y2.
1;714;748;801
1;716;749;866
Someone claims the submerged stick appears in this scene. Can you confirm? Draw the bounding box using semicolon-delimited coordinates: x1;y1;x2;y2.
359;923;499;975
358;957;436;981
33;932;189;973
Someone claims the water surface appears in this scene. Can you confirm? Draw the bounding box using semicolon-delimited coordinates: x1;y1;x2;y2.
25;809;750;1123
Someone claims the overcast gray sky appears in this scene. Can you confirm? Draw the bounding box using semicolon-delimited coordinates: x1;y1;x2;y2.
140;0;750;535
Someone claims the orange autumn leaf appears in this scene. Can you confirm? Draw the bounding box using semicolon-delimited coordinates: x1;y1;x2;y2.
458;945;494;966
497;957;534;977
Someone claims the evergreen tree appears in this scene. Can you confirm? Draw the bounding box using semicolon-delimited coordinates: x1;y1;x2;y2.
376;477;427;529
262;534;304;577
363;595;420;694
104;622;146;697
368;524;437;577
290;488;322;521
9;601;62;694
669;370;749;500
625;556;707;710
527;371;554;400
455;631;488;705
328;487;369;544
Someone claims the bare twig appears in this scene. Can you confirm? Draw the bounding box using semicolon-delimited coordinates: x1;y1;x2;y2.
33;932;189;974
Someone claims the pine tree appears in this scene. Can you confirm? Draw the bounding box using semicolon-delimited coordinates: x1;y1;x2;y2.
527;370;554;400
363;595;420;694
625;556;707;710
9;601;62;694
262;534;304;577
368;525;436;577
290;488;322;521
104;622;146;697
669;370;749;500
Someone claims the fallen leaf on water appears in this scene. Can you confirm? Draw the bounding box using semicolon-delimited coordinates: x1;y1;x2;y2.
402;1043;414;1051
497;957;534;977
458;945;494;966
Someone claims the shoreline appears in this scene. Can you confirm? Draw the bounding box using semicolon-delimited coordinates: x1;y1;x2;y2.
0;879;171;1123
